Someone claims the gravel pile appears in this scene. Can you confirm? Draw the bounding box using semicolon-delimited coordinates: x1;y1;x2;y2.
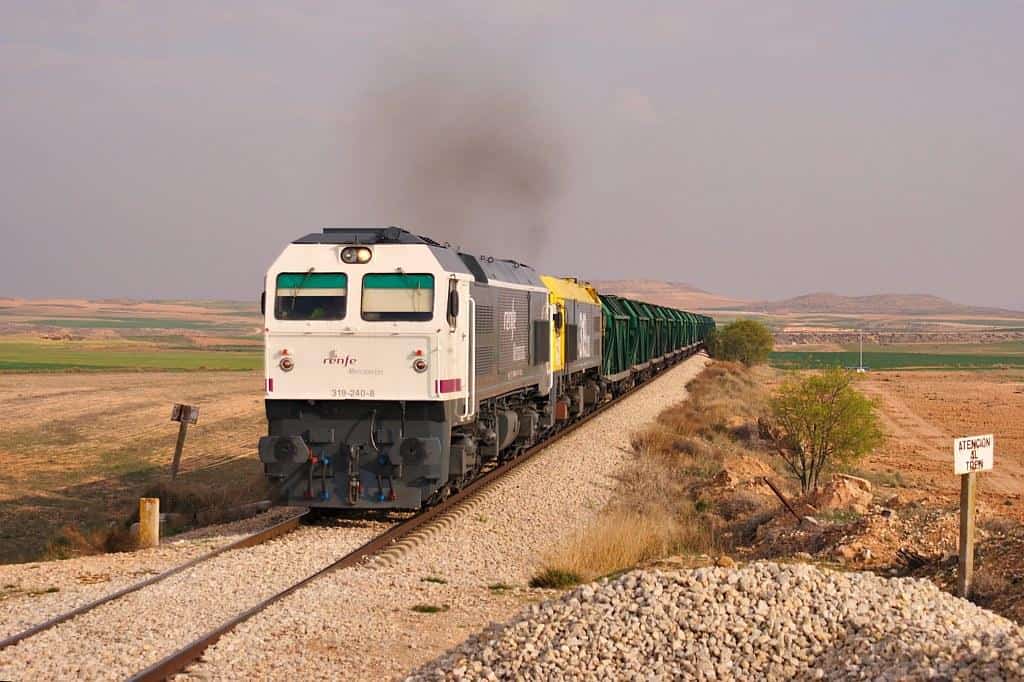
410;563;1024;681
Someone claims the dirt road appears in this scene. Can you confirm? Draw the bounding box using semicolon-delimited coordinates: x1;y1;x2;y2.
857;371;1024;515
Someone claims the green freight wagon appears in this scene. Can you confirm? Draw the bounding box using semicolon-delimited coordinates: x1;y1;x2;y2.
599;294;635;378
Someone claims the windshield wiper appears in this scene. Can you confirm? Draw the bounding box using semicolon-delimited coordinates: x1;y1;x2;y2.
287;268;316;315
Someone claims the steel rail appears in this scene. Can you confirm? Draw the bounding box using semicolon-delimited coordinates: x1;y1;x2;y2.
0;512;308;651
127;350;703;682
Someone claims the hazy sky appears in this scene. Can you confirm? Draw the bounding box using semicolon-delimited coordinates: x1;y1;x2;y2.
2;2;1022;308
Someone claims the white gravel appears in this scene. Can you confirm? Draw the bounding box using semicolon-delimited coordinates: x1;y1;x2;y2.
410;562;1024;681
0;518;390;680
0;507;304;642
183;354;713;680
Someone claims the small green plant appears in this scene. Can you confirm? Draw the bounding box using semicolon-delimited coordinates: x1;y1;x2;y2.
694;498;712;513
529;568;582;589
411;603;450;614
488;582;513;593
817;508;862;524
421;575;447;584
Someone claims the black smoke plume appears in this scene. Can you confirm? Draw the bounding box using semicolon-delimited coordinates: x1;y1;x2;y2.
343;40;565;267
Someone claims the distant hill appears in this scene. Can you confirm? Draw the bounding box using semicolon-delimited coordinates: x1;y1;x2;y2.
738;292;1024;317
590;280;745;311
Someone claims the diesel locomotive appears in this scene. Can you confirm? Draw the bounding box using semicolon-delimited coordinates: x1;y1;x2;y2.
258;227;714;510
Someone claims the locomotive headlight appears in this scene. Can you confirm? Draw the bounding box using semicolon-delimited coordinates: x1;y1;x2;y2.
412;358;428;373
279;357;295;372
340;247;372;264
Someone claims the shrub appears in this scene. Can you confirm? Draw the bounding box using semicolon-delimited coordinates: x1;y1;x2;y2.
708;320;774;366
42;524;136;559
770;369;883;493
529;568;582;589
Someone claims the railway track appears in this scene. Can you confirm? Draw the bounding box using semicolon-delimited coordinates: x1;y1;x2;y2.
126;350;700;681
0;512;309;652
0;351;699;680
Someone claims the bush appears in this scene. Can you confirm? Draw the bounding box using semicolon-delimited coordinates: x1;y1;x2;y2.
529;568;583;589
770;369;883;493
43;524;136;559
708;320;774;366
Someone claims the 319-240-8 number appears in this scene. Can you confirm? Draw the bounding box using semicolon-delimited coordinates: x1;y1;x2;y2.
331;388;376;398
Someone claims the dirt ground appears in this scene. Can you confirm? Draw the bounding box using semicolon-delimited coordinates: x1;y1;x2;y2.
856;370;1024;517
717;367;1024;622
0;371;267;562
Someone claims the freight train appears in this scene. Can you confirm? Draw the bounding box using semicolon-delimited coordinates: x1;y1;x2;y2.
258;227;714;510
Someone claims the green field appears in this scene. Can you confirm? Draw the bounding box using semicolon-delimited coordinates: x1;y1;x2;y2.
771;350;1024;371
0;341;261;372
29;317;246;331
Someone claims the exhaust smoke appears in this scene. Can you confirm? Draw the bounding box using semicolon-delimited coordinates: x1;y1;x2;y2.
343;40;565;267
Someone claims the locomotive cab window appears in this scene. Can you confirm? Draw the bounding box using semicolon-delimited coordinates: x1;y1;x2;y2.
274;272;347;320
361;273;434;321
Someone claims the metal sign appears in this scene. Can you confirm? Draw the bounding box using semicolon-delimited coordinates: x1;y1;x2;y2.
953;434;993;475
171;404;199;425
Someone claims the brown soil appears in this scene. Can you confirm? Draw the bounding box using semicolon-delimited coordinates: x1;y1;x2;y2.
857;371;1024;513
0;371;267;562
698;367;1024;623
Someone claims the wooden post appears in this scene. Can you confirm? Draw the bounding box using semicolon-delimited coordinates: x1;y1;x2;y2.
169;404;198;480
170;420;189;480
139;497;160;549
957;471;977;598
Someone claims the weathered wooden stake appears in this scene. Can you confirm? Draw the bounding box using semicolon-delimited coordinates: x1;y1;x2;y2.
170;420;189;480
957;471;977;598
139;497;160;549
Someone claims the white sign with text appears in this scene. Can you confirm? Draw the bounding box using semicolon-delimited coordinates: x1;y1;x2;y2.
953;434;994;475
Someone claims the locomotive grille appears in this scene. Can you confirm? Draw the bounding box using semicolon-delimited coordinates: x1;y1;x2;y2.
475;345;496;375
496;291;530;371
475;305;495;332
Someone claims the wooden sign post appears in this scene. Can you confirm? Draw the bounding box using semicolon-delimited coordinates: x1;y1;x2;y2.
138;497;160;548
953;434;994;598
170;404;199;480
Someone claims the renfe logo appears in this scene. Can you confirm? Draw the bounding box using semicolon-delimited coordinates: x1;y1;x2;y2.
323;350;357;367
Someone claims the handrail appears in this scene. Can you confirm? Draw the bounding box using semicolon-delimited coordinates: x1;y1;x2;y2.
461;297;476;420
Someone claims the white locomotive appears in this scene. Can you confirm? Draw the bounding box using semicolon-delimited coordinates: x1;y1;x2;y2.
260;227;571;508
258;226;706;510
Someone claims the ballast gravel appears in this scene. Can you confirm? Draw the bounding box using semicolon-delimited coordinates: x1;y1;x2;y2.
182;355;714;680
410;562;1024;681
0;507;304;642
0;519;390;680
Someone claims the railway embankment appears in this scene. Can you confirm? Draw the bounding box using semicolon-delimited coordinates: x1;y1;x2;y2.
179;354;714;680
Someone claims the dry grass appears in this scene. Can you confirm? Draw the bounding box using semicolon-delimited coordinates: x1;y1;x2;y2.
38;478;271;561
531;362;772;586
539;509;695;582
970;567;1012;607
0;369;269;563
529;568;583;589
138;479;269;527
42;524;136;560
